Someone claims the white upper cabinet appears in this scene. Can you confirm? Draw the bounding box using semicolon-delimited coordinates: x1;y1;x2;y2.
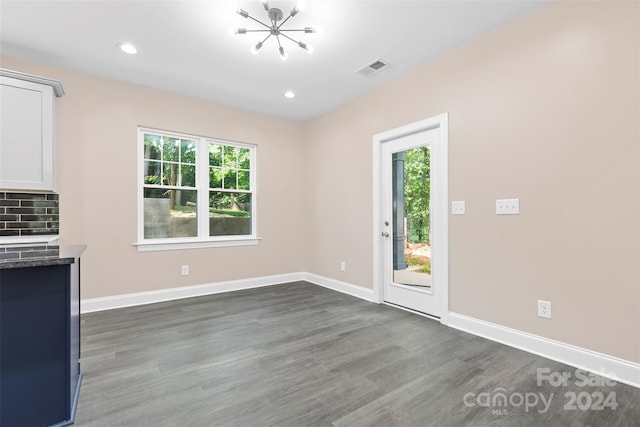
0;69;64;192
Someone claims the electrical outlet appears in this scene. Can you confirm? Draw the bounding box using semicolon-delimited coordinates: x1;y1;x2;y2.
538;300;551;319
181;265;189;276
340;261;346;272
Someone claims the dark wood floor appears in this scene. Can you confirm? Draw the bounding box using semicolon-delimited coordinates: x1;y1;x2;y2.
75;281;640;426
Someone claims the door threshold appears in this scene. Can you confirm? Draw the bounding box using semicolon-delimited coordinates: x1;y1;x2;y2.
383;301;440;321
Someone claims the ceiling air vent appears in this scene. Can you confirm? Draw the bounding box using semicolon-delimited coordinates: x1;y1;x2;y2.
356;58;389;77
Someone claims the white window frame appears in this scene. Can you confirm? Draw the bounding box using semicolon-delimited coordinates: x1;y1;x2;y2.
135;127;259;252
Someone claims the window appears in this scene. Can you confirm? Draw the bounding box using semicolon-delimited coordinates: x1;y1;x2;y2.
138;128;257;250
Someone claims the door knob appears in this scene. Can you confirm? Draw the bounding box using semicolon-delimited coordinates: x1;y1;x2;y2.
381;232;390;238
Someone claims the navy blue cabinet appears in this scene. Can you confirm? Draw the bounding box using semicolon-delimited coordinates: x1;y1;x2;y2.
0;247;83;427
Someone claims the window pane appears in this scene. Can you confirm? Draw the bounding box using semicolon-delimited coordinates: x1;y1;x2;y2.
209;192;251;236
181;164;196;187
163;138;180;162
164;162;180;186
143;135;162;160
144;161;162;185
223;169;237;189
143;188;197;238
209;167;223;189
209;144;222;167
209;191;232;210
238;148;251;169
224;146;238;168
181;140;196;164
237;170;250;190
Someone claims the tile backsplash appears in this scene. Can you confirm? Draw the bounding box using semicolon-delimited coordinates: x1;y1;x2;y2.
0;192;59;237
0;244;60;262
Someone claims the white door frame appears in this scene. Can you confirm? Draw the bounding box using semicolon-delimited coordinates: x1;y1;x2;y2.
372;113;449;325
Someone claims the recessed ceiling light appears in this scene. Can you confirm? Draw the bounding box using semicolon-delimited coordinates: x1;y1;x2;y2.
284;91;295;99
119;43;138;55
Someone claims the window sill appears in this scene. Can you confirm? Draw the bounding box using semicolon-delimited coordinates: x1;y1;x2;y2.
134;237;261;252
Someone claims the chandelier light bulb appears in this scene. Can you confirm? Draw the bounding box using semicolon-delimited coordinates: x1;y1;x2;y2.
290;1;306;17
251;41;263;54
297;41;314;54
260;0;269;10
279;46;287;60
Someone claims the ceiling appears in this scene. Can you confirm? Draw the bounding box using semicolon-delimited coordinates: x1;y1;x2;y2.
0;0;548;122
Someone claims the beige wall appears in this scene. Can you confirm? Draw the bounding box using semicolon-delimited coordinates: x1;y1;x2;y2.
0;55;307;299
1;0;638;364
305;1;640;363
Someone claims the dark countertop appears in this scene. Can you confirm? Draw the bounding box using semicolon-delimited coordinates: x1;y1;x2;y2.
0;244;86;270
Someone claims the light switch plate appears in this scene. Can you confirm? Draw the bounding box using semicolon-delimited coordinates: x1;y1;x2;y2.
452;201;466;215
496;198;519;215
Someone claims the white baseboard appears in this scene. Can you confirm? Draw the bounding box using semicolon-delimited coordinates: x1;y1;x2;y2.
80;272;376;313
81;272;306;313
448;312;640;389
302;272;375;302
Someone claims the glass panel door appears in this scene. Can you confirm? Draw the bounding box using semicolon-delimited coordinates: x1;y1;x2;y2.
382;127;440;317
392;146;432;291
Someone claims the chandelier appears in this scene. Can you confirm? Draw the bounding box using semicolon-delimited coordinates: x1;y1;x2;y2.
233;0;315;60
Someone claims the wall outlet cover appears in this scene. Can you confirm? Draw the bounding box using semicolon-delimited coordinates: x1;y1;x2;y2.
452;200;466;215
538;300;552;319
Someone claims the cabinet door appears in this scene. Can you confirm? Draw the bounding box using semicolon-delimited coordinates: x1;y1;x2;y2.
0;265;70;426
0;76;55;191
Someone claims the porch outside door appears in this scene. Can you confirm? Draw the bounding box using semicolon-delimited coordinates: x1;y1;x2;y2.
375;115;448;319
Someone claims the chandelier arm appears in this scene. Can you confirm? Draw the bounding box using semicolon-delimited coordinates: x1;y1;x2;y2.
277;14;294;30
279;32;302;45
244;29;272;33
275;35;284;49
246;14;272;30
259;33;272;44
279;29;308;32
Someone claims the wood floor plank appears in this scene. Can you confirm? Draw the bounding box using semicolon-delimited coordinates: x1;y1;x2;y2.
74;281;640;426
